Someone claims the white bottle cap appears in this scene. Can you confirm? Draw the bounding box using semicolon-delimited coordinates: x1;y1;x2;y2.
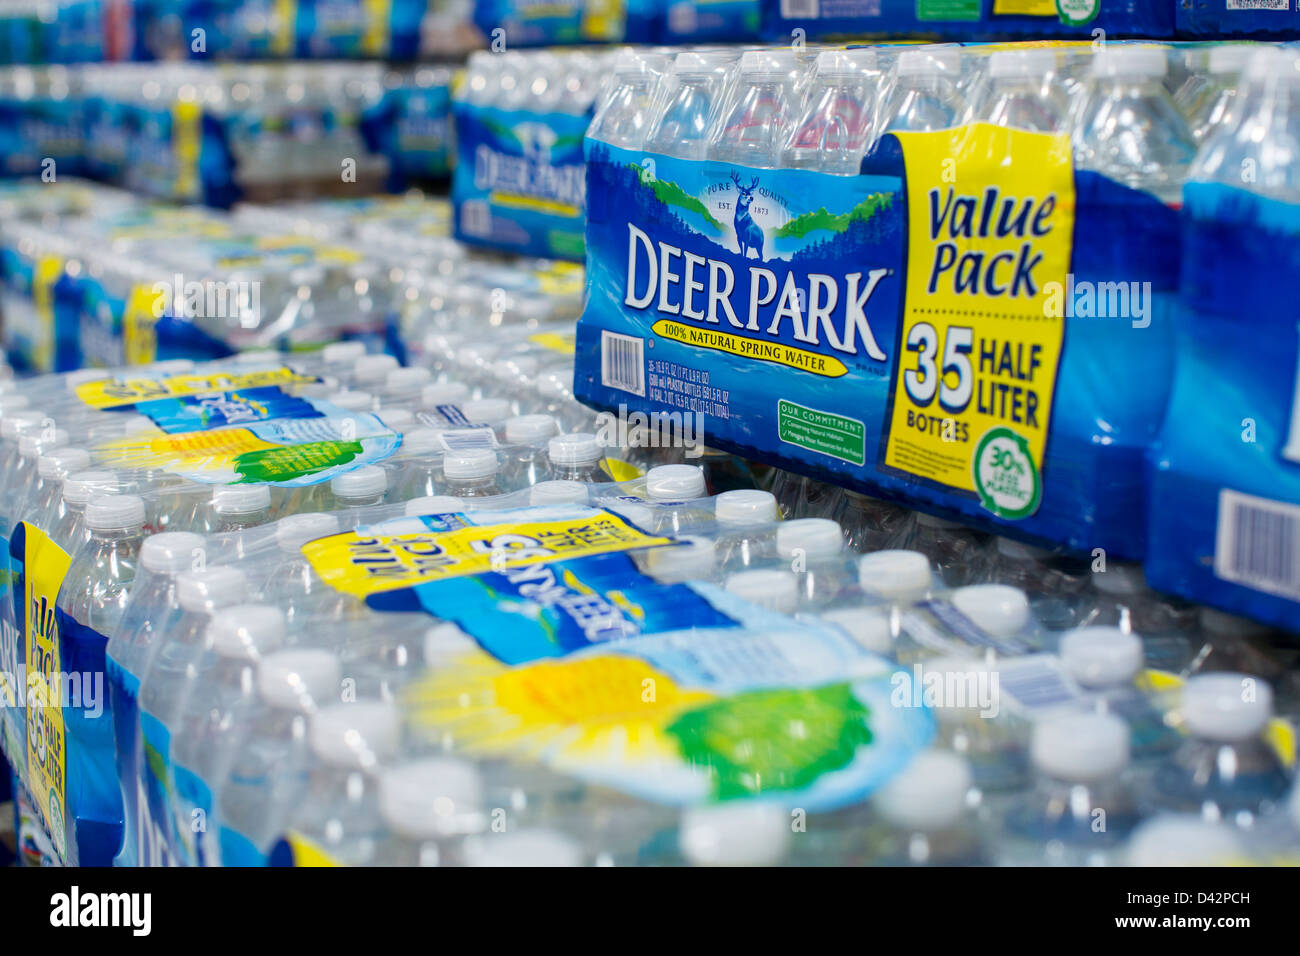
506;414;559;445
276;512;340;553
776;518;843;560
19;428;68;458
679;803;791;866
725;569;799;614
547;432;602;466
176;566;248;613
465;829;583;867
62;470;119;507
645;535;716;580
443;449;499;480
1181;673;1273;742
422;381;470;406
424;623;479;665
1091;562;1147;596
378;408;415;430
1;410;42;439
331;464;388;500
857;550;932;601
529;480;589;506
988;48;1056;79
257;649;341;711
385;366;432;395
873;751;972;831
645;464;706;500
379;758;484;838
406;495;466;516
85;493;145;532
310;700;401;768
739;49;798;78
1091;47;1168;79
1125;815;1244;867
352;353;399;383
322;341;366;365
328;389;374;411
1031;712;1130;782
461;398;512;426
819;607;893;655
950;584;1030;637
399;427;443;456
212;482;271;515
814;50;861;77
1060;626;1143;688
207;604;286;661
995;536;1053;561
37;446;91;479
715;489;778;527
140;531;206;574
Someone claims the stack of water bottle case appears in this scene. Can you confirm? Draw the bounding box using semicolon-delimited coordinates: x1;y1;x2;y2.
4;37;1300;869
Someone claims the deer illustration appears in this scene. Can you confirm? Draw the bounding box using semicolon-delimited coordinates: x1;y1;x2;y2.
730;171;765;261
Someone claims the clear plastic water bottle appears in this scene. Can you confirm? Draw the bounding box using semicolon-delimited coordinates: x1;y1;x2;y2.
53;493;148;866
1002;711;1138;865
975;48;1070;133
1086;562;1198;673
589;50;667;150
461;397;514;439
26;447;91;533
829;490;911;554
1174;43;1253;143
1154;673;1291;824
371;757;486;866
260;513;353;631
105;530;205;868
546;433;609;484
712;49;802;166
380;366;432;406
349;353;400;391
784;49;881;173
280;700;403;865
389;428;444;501
441;449;503;498
869;751;988;865
1059;625;1178;758
169;604;287;867
646;51;731;161
1072;47;1196;205
136;565;249;866
984;537;1091;631
775;518;850;607
879;47;967;134
214;648;343;867
212;484;274;533
899;513;987;588
642;535;718;585
504;414;560;487
925;656;1030;795
714;489;779;572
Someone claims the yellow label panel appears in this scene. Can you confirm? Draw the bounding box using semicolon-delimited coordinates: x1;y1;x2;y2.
885;124;1075;520
171;100;202;202
992;0;1057;14
24;524;72;861
122;283;161;367
76;366;316;409
32;256;64;372
652;319;848;378
304;512;674;599
362;0;391;56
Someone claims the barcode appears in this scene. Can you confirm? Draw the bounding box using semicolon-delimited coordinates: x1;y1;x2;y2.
601;330;645;397
780;0;820;16
1226;0;1288;9
418;404;470;428
460;201;492;238
438;426;498;451
997;656;1085;714
1215;489;1300;600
